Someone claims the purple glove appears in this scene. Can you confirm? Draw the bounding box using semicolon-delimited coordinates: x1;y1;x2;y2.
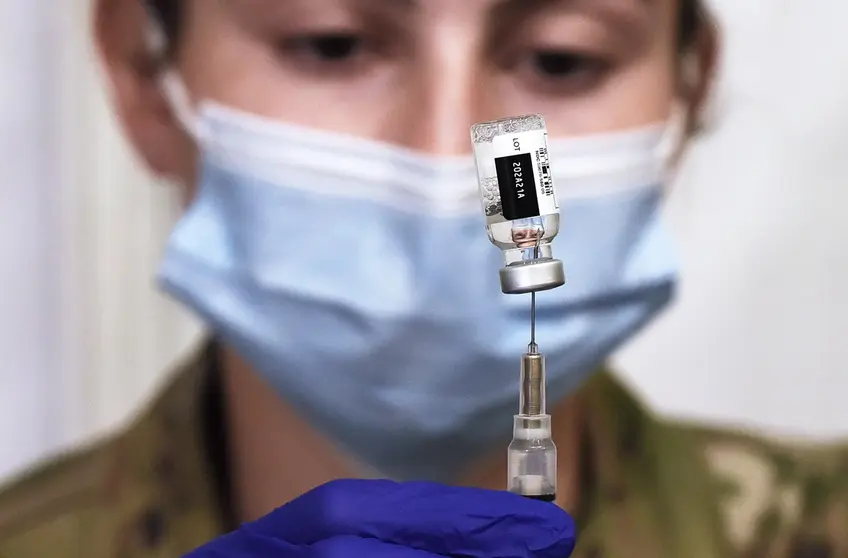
184;479;576;557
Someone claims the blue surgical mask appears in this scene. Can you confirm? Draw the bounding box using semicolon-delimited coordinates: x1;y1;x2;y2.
157;79;681;482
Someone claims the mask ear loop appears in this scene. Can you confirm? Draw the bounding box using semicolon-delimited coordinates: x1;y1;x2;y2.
658;48;705;166
159;72;208;141
658;104;688;161
144;7;208;142
653;102;689;197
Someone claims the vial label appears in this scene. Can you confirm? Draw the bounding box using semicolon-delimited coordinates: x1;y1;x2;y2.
492;130;558;220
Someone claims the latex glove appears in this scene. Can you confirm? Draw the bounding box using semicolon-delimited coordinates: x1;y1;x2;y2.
184;479;575;557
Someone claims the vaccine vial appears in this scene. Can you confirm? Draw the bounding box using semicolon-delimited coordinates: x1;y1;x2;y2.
471;114;565;294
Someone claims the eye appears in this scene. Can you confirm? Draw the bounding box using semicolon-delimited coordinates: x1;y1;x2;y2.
519;49;610;94
532;51;597;77
294;34;364;61
276;32;376;76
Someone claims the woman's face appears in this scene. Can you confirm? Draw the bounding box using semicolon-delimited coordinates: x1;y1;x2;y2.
176;0;682;155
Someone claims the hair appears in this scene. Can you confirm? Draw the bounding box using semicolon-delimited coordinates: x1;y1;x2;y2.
147;0;711;55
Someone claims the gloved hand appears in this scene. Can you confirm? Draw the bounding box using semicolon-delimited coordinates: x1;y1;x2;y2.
184;479;576;557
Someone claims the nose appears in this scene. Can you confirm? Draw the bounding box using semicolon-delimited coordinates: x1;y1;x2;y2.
387;31;490;156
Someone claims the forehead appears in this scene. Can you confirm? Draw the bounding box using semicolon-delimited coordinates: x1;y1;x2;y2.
225;0;662;21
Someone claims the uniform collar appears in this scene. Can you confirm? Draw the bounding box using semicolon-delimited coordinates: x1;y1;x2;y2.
110;341;232;555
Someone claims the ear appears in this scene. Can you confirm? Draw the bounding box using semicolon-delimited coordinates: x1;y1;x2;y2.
679;12;721;135
92;0;193;180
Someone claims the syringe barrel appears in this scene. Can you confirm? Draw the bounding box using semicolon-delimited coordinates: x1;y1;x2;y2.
508;414;557;500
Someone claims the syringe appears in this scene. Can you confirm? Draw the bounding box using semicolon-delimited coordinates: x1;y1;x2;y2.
507;296;557;502
468;114;560;503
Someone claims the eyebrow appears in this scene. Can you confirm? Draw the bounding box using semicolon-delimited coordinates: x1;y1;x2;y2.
233;0;647;28
489;0;649;29
366;0;642;15
491;0;648;16
361;0;418;11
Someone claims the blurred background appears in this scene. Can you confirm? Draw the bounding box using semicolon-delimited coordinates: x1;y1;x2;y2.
1;0;847;482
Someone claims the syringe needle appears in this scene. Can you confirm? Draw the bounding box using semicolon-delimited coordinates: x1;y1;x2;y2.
530;291;536;347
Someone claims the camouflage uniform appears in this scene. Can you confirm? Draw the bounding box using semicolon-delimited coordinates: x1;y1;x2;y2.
1;344;846;557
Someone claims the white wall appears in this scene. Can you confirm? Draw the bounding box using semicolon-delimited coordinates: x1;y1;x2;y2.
0;0;63;480
54;0;204;452
0;0;201;483
2;0;847;481
615;0;848;440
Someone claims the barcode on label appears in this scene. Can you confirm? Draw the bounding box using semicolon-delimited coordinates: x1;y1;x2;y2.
538;147;554;197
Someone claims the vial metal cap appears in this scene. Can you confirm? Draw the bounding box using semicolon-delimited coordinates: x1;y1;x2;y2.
499;258;565;294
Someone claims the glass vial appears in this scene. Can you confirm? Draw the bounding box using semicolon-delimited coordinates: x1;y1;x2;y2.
471;114;565;294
